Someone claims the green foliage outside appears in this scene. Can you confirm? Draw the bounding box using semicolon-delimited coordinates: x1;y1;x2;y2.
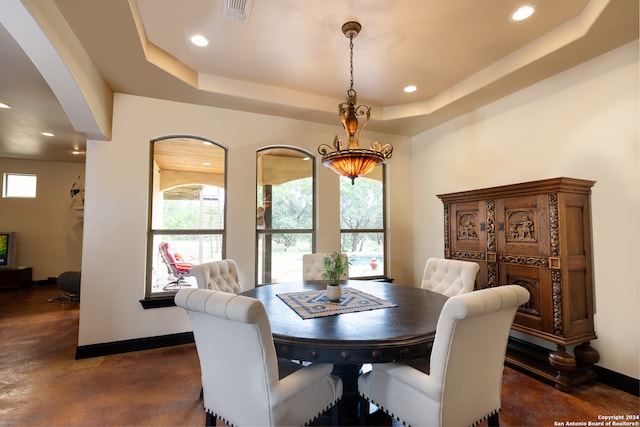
340;176;383;252
266;178;313;250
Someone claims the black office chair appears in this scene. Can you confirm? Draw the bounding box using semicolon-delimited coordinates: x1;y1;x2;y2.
48;271;81;302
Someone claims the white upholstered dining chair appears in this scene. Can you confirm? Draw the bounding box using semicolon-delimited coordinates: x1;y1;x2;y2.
175;288;343;427
358;285;530;427
421;257;480;297
406;258;480;372
302;253;349;281
190;259;242;293
188;260;243;398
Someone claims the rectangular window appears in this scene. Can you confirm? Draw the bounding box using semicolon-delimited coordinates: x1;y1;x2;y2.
2;173;37;198
257;232;313;283
340;166;386;278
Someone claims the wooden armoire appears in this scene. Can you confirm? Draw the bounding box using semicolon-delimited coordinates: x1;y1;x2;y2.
437;177;598;391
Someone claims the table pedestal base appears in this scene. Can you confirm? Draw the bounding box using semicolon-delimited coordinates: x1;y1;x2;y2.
332;363;364;421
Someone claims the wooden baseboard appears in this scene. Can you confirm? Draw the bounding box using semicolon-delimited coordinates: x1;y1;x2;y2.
75;332;194;359
594;365;639;397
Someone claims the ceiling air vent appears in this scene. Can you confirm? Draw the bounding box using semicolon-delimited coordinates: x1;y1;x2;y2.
223;0;253;22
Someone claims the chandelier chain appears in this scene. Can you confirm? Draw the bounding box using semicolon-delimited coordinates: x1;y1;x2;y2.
349;35;354;91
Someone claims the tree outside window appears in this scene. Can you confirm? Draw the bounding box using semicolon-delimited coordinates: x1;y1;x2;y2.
257;147;314;285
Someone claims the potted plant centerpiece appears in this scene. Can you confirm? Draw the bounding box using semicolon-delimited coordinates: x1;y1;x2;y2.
322;252;350;301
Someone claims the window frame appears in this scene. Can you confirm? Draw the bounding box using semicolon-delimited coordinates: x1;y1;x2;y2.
143;134;227;303
340;165;388;279
255;145;316;285
2;173;37;198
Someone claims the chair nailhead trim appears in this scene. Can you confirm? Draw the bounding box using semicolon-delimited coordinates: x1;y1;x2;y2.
470;408;501;427
360;395;408;426
304;399;341;426
360;394;500;427
206;399;342;427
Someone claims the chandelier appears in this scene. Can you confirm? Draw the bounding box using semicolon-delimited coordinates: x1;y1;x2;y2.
318;21;393;184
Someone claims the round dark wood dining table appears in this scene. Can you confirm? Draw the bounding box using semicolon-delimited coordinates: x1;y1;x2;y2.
241;279;449;418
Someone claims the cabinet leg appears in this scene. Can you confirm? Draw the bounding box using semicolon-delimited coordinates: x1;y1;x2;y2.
548;345;576;392
574;341;600;382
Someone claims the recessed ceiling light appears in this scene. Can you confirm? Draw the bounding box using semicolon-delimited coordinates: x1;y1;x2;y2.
403;85;417;93
511;5;535;21
40;132;54;137
190;34;209;47
0;102;11;109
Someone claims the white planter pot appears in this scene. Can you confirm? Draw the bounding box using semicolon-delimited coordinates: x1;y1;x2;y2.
326;284;341;302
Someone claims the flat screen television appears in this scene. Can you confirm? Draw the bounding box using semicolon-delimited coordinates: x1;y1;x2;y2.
0;232;17;268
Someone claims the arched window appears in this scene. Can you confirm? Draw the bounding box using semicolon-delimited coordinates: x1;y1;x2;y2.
256;146;314;284
146;135;226;297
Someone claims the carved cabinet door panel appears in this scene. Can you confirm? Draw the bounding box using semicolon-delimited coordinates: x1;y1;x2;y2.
449;201;486;255
496;194;551;258
447;201;487;289
499;264;555;335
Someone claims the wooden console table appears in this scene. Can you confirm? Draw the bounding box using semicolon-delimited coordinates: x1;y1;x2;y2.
0;267;33;289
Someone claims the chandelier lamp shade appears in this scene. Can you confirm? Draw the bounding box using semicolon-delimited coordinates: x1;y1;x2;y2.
318;21;393;184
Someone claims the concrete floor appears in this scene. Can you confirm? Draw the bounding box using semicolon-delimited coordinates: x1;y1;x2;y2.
0;285;637;426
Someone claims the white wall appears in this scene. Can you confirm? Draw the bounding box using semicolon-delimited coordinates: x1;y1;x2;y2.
411;41;639;379
78;93;411;346
0;158;84;280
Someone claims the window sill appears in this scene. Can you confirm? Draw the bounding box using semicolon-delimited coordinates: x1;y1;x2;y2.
139;295;177;309
362;276;395;283
369;276;394;283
